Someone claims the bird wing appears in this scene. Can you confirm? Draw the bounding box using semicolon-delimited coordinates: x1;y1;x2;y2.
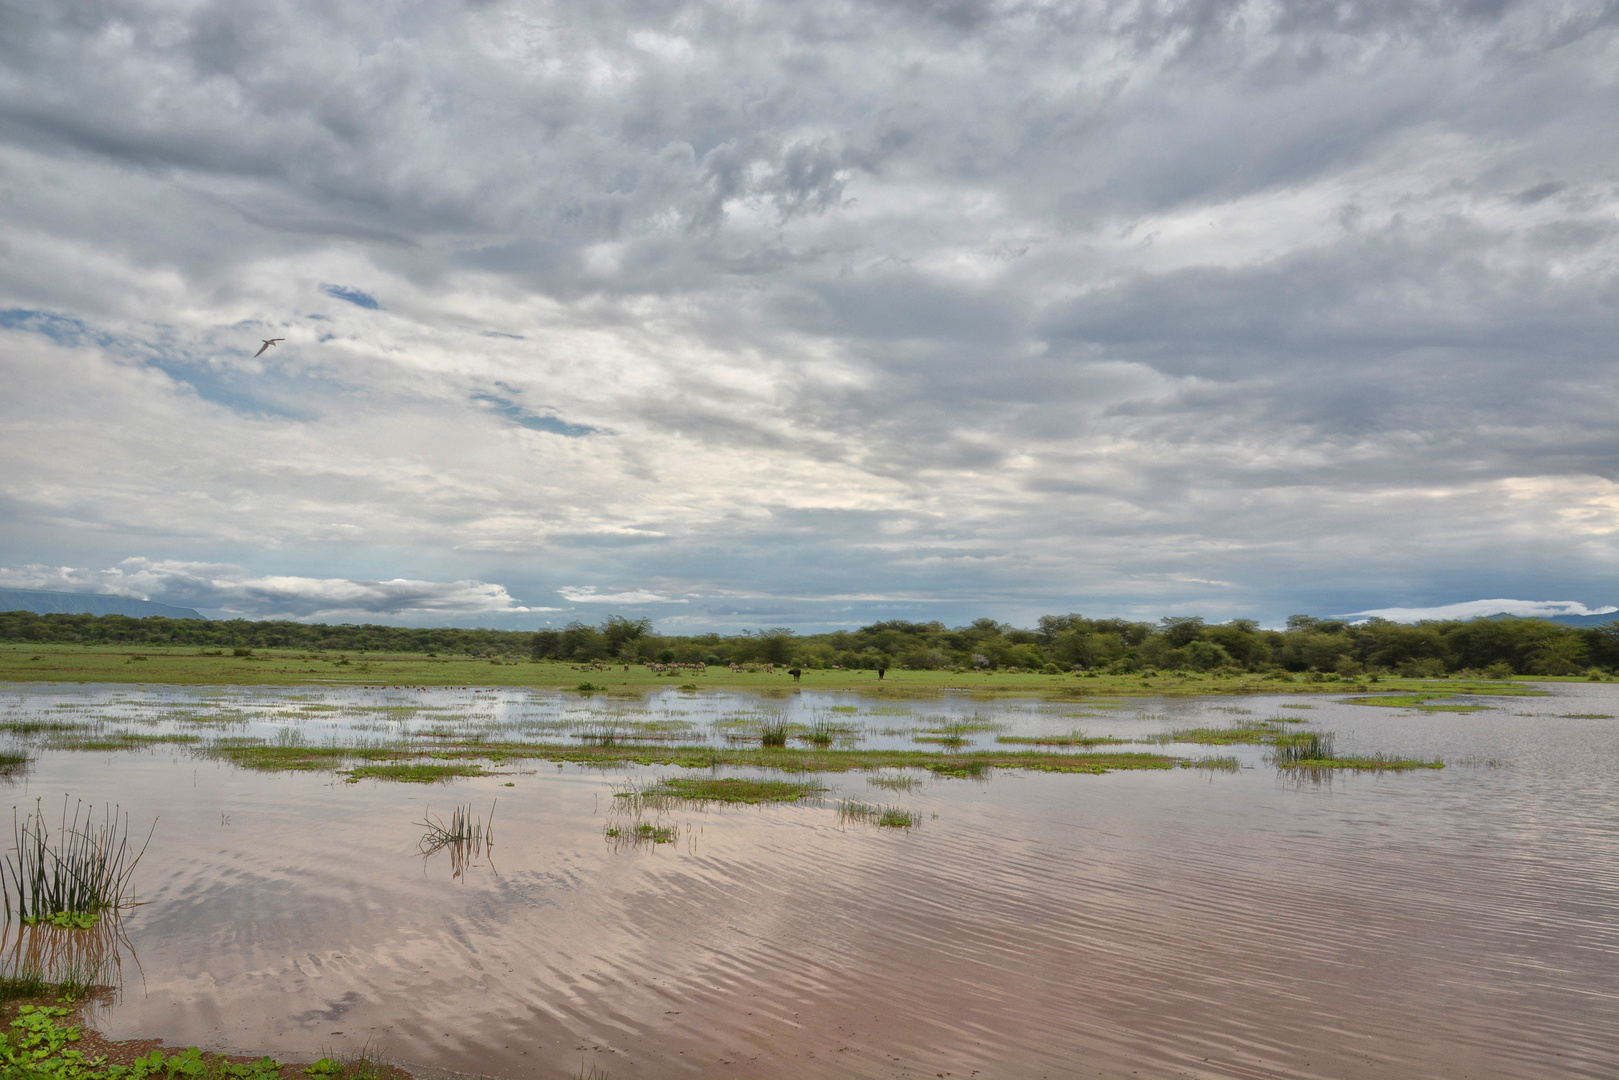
254;342;270;356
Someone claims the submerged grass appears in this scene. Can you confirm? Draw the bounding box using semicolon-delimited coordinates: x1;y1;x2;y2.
605;821;676;844
625;777;826;805
995;733;1129;747
1181;755;1241;772
198;736;1183;779
345;763;486;783
837;801;919;829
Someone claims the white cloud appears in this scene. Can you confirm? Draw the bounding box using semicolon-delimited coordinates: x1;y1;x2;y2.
0;560;553;621
1348;600;1618;622
558;587;687;604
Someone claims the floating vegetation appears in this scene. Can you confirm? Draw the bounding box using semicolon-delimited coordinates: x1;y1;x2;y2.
1164;721;1297;745
620;777;826;806
917;717;1000;735
0;721;93;735
913;733;967;748
1;799;152;927
1561;713;1613;720
1344;693;1489;712
867;772;923;792
44;732;200;751
1278;703;1314;710
345;763;486;783
838;801;919;829
1181;755;1241;772
995;733;1129;747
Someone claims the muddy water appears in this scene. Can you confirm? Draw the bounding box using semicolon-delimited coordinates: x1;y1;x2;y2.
1;683;1615;1078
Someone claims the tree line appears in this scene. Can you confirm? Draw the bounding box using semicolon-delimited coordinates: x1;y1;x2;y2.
3;608;1617;676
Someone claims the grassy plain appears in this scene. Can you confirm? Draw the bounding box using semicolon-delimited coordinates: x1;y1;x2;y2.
0;643;1565;698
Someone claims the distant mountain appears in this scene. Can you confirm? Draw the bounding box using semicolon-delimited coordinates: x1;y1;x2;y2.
0;588;203;620
1546;612;1619;627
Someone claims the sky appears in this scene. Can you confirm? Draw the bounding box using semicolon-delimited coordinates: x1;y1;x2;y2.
0;0;1616;631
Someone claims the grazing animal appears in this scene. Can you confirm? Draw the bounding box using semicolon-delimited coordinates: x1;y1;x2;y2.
876;665;887;680
788;668;802;682
254;338;284;357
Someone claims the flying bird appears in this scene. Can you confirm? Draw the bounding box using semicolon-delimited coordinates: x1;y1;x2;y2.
254;338;283;357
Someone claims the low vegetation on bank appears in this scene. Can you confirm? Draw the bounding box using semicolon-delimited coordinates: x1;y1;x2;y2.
3;609;1616;682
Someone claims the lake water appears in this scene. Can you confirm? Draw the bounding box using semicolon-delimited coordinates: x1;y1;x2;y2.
1;681;1615;1079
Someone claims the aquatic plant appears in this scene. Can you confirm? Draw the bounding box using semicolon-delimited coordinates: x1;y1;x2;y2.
837;800;919;828
620;777;825;806
867;772;922;791
417;803;495;853
759;721;789;747
345;763;485;783
605;821;676;844
0;799;152;926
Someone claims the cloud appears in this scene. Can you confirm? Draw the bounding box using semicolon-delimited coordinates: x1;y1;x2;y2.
1348;600;1619;623
558;587;687;605
0;560;555;621
0;1;1614;629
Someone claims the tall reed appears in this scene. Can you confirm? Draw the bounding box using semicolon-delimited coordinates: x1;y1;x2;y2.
1;799;153;924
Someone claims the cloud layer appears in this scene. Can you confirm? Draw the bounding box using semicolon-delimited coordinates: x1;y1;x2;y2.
0;561;548;621
0;1;1615;628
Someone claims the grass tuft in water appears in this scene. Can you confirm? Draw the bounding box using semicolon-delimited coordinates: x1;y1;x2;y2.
1181;755;1240;772
1270;732;1443;772
417;802;495;852
1;798;152;926
867;772;922;792
623;777;825;805
759;721;789;748
345;763;485;783
838;800;919;829
605;822;677;844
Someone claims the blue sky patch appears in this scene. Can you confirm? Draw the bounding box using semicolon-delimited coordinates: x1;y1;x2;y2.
321;284;380;309
472;394;595;437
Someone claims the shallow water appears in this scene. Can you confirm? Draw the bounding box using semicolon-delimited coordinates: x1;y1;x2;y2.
2;682;1616;1078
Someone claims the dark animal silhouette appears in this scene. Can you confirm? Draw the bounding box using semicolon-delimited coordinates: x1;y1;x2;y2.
876;665;887;680
788;668;802;681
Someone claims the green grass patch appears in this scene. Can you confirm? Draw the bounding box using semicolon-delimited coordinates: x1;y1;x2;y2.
1270;732;1442;772
44;732;200;751
629;777;827;804
1181;755;1240;772
995;733;1129;747
345;763;485;783
1165;722;1295;745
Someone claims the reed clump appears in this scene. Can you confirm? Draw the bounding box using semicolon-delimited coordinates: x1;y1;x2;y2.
838;800;919;829
0;799;152;927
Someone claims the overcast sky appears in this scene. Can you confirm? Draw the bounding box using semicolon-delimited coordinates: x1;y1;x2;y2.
0;0;1615;630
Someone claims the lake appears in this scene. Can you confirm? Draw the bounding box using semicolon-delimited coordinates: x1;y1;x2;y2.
1;681;1615;1078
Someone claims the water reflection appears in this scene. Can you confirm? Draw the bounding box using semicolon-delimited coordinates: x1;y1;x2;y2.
415;802;497;880
0;912;139;999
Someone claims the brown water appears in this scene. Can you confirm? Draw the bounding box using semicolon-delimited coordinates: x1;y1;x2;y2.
3;683;1616;1078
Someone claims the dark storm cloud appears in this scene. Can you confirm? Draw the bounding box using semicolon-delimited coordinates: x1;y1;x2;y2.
0;0;1614;627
